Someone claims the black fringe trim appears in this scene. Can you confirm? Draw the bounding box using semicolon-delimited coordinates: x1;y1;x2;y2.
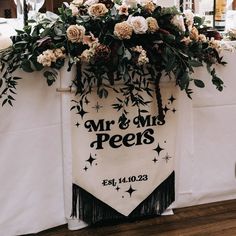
71;171;175;224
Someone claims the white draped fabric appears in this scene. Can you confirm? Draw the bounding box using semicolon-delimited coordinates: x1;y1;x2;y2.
0;71;66;236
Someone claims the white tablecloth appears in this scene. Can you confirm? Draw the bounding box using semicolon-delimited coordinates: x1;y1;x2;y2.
0;71;66;236
1;19;236;236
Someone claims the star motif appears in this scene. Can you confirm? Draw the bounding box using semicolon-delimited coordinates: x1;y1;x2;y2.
168;95;176;104
83;166;88;171
75;122;80;127
92;102;103;112
163;105;170;114
116;186;120;191
163;153;172;163
172;108;177;113
153;143;164;156
125;185;136;197
78;109;88;119
86;154;96;166
152;157;158;163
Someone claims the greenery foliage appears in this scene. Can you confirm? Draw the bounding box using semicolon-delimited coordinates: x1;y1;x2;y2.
0;0;226;124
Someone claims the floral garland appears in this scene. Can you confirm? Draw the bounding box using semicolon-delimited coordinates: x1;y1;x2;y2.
0;0;226;124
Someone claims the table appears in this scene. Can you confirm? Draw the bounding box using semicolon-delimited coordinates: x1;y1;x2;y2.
1;20;236;236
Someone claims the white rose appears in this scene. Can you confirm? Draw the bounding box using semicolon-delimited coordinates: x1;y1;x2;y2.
72;0;83;6
123;0;137;8
43;49;57;62
37;54;51;67
128;16;148;34
184;10;194;23
84;0;99;6
138;53;149;65
171;15;186;32
184;9;194;30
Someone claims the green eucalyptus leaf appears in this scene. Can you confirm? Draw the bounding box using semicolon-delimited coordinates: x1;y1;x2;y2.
13;77;22;80
178;72;189;90
117;45;124;56
189;60;203;67
54;27;63;36
21;60;34;72
44;71;57;86
165;56;176;72
194;79;205;88
123;49;131;60
8;99;13;106
2;99;7;106
15;29;25;35
41;28;51;37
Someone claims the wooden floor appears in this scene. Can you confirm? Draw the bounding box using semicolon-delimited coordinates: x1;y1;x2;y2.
34;199;236;236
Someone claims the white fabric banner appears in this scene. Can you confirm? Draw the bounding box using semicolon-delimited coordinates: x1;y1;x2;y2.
71;81;178;220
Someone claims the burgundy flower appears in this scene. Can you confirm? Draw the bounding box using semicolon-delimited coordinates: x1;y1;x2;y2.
98;0;114;9
94;44;111;63
36;36;52;47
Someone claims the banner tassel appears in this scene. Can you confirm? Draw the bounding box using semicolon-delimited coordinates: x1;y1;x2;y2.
71;171;175;224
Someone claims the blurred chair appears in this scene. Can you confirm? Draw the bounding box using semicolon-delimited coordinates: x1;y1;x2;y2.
42;0;70;13
233;0;236;10
0;0;16;18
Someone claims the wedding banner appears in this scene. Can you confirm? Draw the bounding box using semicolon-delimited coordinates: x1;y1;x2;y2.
71;81;178;224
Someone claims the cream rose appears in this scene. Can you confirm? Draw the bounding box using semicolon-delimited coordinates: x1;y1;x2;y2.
37;49;56;67
66;25;86;43
128;16;148;34
146;17;159;33
88;3;108;17
80;49;95;62
190;26;199;41
114;21;133;40
123;0;137;8
131;45;149;66
144;1;156;13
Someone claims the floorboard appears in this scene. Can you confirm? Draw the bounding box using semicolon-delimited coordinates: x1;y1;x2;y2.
32;199;236;236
